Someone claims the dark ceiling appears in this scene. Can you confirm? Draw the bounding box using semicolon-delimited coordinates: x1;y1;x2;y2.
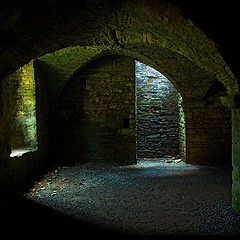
0;0;239;81
168;0;239;81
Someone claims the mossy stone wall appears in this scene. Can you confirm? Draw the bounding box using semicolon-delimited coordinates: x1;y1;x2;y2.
7;60;37;154
56;55;136;164
0;1;238;211
0;60;49;188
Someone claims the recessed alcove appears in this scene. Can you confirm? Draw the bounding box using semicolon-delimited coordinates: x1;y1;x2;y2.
7;61;38;157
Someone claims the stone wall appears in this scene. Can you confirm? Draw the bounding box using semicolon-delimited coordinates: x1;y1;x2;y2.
37;47;108;103
232;108;240;214
56;55;136;164
5;61;37;157
0;60;50;188
184;96;231;165
33;60;51;161
0;0;238;211
136;61;184;158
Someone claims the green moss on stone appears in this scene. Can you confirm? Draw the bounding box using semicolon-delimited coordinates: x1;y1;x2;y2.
37;46;109;101
9;60;38;152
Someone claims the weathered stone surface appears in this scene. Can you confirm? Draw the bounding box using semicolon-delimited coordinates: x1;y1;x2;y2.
184;97;231;165
0;0;238;214
0;60;50;187
0;0;237;94
6;60;37;154
232;169;240;214
55;55;136;164
232;109;240;213
135;60;184;158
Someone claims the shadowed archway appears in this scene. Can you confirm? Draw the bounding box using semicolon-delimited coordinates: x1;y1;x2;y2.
0;0;239;215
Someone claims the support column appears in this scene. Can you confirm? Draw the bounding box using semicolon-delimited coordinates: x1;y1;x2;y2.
232;109;240;213
221;95;240;214
184;97;231;165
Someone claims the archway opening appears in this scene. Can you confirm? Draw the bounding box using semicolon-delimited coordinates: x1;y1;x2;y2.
7;60;38;157
51;53;186;165
135;60;185;162
0;0;238;220
2;49;237;234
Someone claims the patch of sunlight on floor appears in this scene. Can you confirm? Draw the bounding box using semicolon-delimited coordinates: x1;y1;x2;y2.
122;158;202;170
10;148;37;157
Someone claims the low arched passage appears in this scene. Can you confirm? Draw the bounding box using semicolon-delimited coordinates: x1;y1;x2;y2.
35;49;231;166
0;0;238;94
135;60;185;160
0;0;237;212
53;54;186;164
55;55;137;164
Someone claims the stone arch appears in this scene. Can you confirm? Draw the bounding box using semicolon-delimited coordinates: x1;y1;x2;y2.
38;48;229;166
0;0;238;212
55;54;137;164
39;48;188;163
40;45;222;104
0;0;237;94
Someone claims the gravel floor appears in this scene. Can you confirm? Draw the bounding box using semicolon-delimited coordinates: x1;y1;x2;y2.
22;159;240;236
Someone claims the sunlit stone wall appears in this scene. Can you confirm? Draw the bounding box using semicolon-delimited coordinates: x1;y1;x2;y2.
136;61;184;159
7;61;37;157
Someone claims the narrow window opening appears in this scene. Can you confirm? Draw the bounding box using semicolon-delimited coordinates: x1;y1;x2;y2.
9;60;38;157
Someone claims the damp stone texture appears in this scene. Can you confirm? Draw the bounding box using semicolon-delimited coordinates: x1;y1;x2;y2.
57;55;136;165
135;60;183;158
6;61;37;157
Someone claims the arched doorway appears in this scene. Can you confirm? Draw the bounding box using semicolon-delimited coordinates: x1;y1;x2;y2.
0;0;238;213
135;60;185;161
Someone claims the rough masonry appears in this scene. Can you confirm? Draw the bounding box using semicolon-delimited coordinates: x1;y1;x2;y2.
136;60;184;159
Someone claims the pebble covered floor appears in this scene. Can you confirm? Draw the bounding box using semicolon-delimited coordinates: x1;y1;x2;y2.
25;160;240;236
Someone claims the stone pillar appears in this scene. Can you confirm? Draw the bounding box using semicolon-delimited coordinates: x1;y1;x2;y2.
232;109;240;213
184;97;231;165
221;95;240;214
